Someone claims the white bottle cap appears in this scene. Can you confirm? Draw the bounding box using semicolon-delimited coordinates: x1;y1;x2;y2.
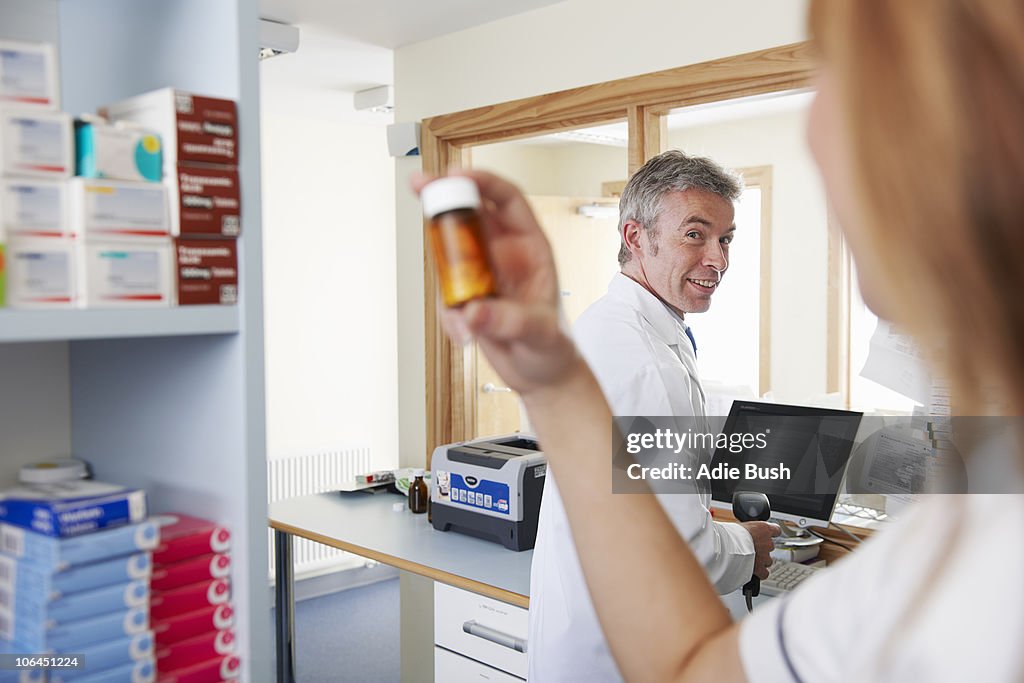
411;468;425;477
392;502;405;512
20;458;88;484
420;177;480;219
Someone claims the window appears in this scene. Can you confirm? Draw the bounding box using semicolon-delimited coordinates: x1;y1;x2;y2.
686;183;765;396
846;262;918;413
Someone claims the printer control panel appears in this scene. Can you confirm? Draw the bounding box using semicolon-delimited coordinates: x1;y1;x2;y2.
449;474;510;515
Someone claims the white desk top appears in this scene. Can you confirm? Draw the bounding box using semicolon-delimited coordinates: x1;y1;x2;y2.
270;493;794;614
269;492;533;607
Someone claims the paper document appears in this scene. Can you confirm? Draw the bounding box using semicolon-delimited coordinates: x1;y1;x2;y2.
857;427;962;500
858;430;932;501
859;321;931;403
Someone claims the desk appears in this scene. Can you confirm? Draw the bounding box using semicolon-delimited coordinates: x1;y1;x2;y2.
269;492;534;683
268;493;843;682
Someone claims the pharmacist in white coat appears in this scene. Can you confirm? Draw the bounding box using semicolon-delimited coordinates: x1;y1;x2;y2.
528;151;779;682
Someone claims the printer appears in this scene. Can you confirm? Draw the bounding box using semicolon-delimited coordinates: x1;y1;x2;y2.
430;434;546;551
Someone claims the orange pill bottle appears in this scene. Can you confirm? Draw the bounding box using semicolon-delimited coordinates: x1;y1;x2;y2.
421;177;496;307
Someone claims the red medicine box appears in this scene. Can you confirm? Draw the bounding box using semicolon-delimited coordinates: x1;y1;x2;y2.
174;239;238;305
152;514;231;565
169;164;240;237
153;603;235;648
157;654;241;682
151;578;231;621
156;628;235;673
151;553;231;593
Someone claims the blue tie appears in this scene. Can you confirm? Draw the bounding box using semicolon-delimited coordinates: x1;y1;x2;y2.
684;327;697;357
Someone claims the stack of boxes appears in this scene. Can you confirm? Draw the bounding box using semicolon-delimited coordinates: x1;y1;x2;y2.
0;40;74;308
0;480;161;681
104;90;241;306
149;514;239;681
0;40;240;310
68;117;174;308
0;475;245;680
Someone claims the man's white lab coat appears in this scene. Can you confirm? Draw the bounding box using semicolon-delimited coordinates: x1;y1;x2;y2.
527;273;755;682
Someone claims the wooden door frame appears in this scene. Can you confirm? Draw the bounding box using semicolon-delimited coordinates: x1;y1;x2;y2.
827;211;852;406
735;165;773;398
420;42;816;461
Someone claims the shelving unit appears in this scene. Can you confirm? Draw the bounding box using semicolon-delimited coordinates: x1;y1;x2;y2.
0;0;270;680
0;307;240;343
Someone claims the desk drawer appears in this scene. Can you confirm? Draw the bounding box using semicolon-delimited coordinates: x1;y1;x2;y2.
435;647;524;682
434;583;528;678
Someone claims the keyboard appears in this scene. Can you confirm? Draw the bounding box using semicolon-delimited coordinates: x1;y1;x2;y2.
761;560;821;596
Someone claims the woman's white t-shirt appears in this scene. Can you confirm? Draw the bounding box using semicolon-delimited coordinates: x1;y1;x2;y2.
740;494;1024;682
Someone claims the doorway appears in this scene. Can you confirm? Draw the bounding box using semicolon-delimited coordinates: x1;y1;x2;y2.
470;135;626;436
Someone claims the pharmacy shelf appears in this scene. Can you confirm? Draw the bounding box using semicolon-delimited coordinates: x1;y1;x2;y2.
0;306;239;343
0;2;271;679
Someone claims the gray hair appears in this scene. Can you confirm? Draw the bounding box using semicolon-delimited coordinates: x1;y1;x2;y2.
617;150;743;266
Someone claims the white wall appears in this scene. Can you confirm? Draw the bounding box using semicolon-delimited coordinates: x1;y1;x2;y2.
669;108;828;402
396;0;808;121
472;142;627;198
260;61;398;468
546;144;629;198
394;0;809;463
393;154;425;469
471;144;558;195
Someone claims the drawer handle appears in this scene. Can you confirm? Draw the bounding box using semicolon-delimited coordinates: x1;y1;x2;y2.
462;620;527;653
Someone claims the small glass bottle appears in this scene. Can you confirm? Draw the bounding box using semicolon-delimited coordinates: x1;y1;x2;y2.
421;177;496;307
409;469;429;515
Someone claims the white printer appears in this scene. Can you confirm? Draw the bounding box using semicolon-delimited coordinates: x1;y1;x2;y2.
430;435;546;551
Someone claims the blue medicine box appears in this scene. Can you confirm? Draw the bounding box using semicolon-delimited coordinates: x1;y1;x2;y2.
0;520;159;571
4;578;148;626
49;632;154;682
2;606;149;654
0;553;151;602
0;481;147;538
52;657;154;683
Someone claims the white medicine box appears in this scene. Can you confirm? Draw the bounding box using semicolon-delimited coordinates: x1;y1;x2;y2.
0;41;60;110
69;178;170;241
6;236;79;309
75;120;163;183
102;88;238;169
0;178;69;238
81;238;173;308
0;108;73;177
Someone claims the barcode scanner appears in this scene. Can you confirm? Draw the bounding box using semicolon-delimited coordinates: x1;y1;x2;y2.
732;491;771;612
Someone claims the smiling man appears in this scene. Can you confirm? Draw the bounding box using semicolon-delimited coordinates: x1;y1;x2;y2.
528;150;779;682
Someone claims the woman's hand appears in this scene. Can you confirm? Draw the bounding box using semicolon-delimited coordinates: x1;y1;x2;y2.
412;170;583;398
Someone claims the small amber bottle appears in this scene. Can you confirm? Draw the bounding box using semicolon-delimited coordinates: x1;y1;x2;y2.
421;177;496;307
409;469;429;515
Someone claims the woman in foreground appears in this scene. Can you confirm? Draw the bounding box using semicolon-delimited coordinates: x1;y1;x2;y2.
416;1;1024;680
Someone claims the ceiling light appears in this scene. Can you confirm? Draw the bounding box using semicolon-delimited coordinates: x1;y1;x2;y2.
577;203;620;219
259;19;300;60
354;85;394;113
550;130;628;147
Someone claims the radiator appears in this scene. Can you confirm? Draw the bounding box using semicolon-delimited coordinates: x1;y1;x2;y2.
268;448;373;580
